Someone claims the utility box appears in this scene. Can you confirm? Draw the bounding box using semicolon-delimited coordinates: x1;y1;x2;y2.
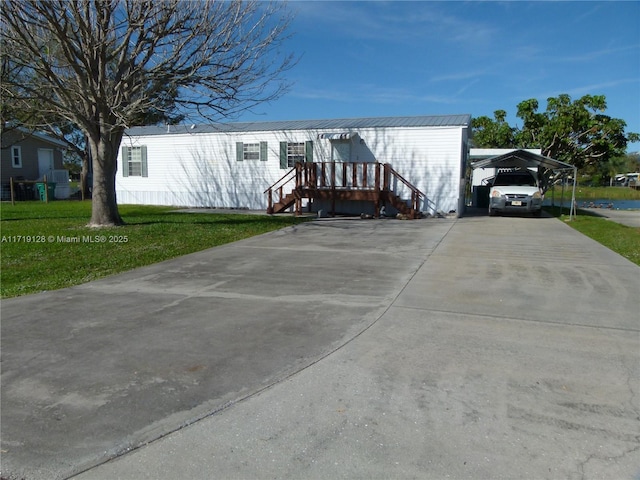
35;182;56;201
472;186;490;208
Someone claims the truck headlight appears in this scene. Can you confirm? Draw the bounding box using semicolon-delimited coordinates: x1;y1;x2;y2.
491;190;502;198
533;191;541;199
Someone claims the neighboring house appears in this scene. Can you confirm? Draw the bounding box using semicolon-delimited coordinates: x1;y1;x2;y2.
1;128;70;200
117;114;471;216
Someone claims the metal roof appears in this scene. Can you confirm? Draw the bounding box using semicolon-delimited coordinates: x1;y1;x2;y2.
471;149;576;172
125;114;471;136
469;148;542;159
5;127;69;148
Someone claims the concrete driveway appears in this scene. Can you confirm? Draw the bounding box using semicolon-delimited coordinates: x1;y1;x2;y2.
590;208;640;228
1;214;638;480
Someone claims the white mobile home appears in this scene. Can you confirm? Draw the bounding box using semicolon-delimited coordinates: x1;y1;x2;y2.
117;114;471;217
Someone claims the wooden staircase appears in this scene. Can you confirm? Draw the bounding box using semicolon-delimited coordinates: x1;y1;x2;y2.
265;162;424;219
270;191;298;214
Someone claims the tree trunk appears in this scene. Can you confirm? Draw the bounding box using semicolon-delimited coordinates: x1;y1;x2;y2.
80;152;91;199
87;131;124;227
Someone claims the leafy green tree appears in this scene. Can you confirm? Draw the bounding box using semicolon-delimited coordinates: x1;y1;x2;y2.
513;99;547;148
1;0;295;226
470;110;516;148
515;94;639;173
471;94;639;177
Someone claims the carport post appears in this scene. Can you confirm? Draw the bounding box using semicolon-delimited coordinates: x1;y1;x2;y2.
569;166;577;221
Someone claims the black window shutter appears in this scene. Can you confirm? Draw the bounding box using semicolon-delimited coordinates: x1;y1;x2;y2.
121;146;129;177
236;142;243;161
279;142;288;169
305;141;313;163
260;142;268;161
141;145;148;177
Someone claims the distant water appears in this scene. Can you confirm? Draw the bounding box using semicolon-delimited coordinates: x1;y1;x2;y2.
544;198;640;210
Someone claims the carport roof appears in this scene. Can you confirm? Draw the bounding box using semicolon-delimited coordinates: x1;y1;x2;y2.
471;149;575;172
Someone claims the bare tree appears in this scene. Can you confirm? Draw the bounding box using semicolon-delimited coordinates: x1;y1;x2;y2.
1;0;295;226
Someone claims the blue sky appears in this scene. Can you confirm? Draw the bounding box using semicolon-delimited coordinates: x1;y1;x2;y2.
237;1;640;153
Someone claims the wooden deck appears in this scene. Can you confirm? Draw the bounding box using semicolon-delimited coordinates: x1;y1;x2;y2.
265;162;424;218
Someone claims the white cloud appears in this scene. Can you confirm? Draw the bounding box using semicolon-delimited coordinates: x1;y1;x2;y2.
541;78;640;99
552;45;640;64
291;82;466;106
429;70;490;83
292;1;496;46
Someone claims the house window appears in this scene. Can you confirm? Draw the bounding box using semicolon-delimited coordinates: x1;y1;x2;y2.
121;145;148;177
287;143;305;167
236;142;267;161
127;147;143;176
11;146;22;168
244;143;260;161
279;141;313;169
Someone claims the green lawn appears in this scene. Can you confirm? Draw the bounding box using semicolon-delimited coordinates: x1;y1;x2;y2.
0;201;308;298
547;185;640;200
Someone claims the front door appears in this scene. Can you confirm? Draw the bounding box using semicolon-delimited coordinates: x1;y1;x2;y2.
331;140;351;162
38;149;54;178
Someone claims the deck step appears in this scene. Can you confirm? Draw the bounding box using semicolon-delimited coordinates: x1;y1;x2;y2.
270;192;297;214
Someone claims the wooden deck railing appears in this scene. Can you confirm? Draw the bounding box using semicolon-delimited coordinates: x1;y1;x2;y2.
265;162;424;217
383;164;424;214
298;161;381;190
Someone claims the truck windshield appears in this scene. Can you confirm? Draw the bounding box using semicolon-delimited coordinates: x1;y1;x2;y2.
494;174;536;186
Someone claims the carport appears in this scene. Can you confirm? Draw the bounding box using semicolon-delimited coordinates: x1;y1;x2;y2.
470;149;578;220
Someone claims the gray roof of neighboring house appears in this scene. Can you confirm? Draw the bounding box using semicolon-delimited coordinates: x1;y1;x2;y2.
2;127;69;148
125;114;472;136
